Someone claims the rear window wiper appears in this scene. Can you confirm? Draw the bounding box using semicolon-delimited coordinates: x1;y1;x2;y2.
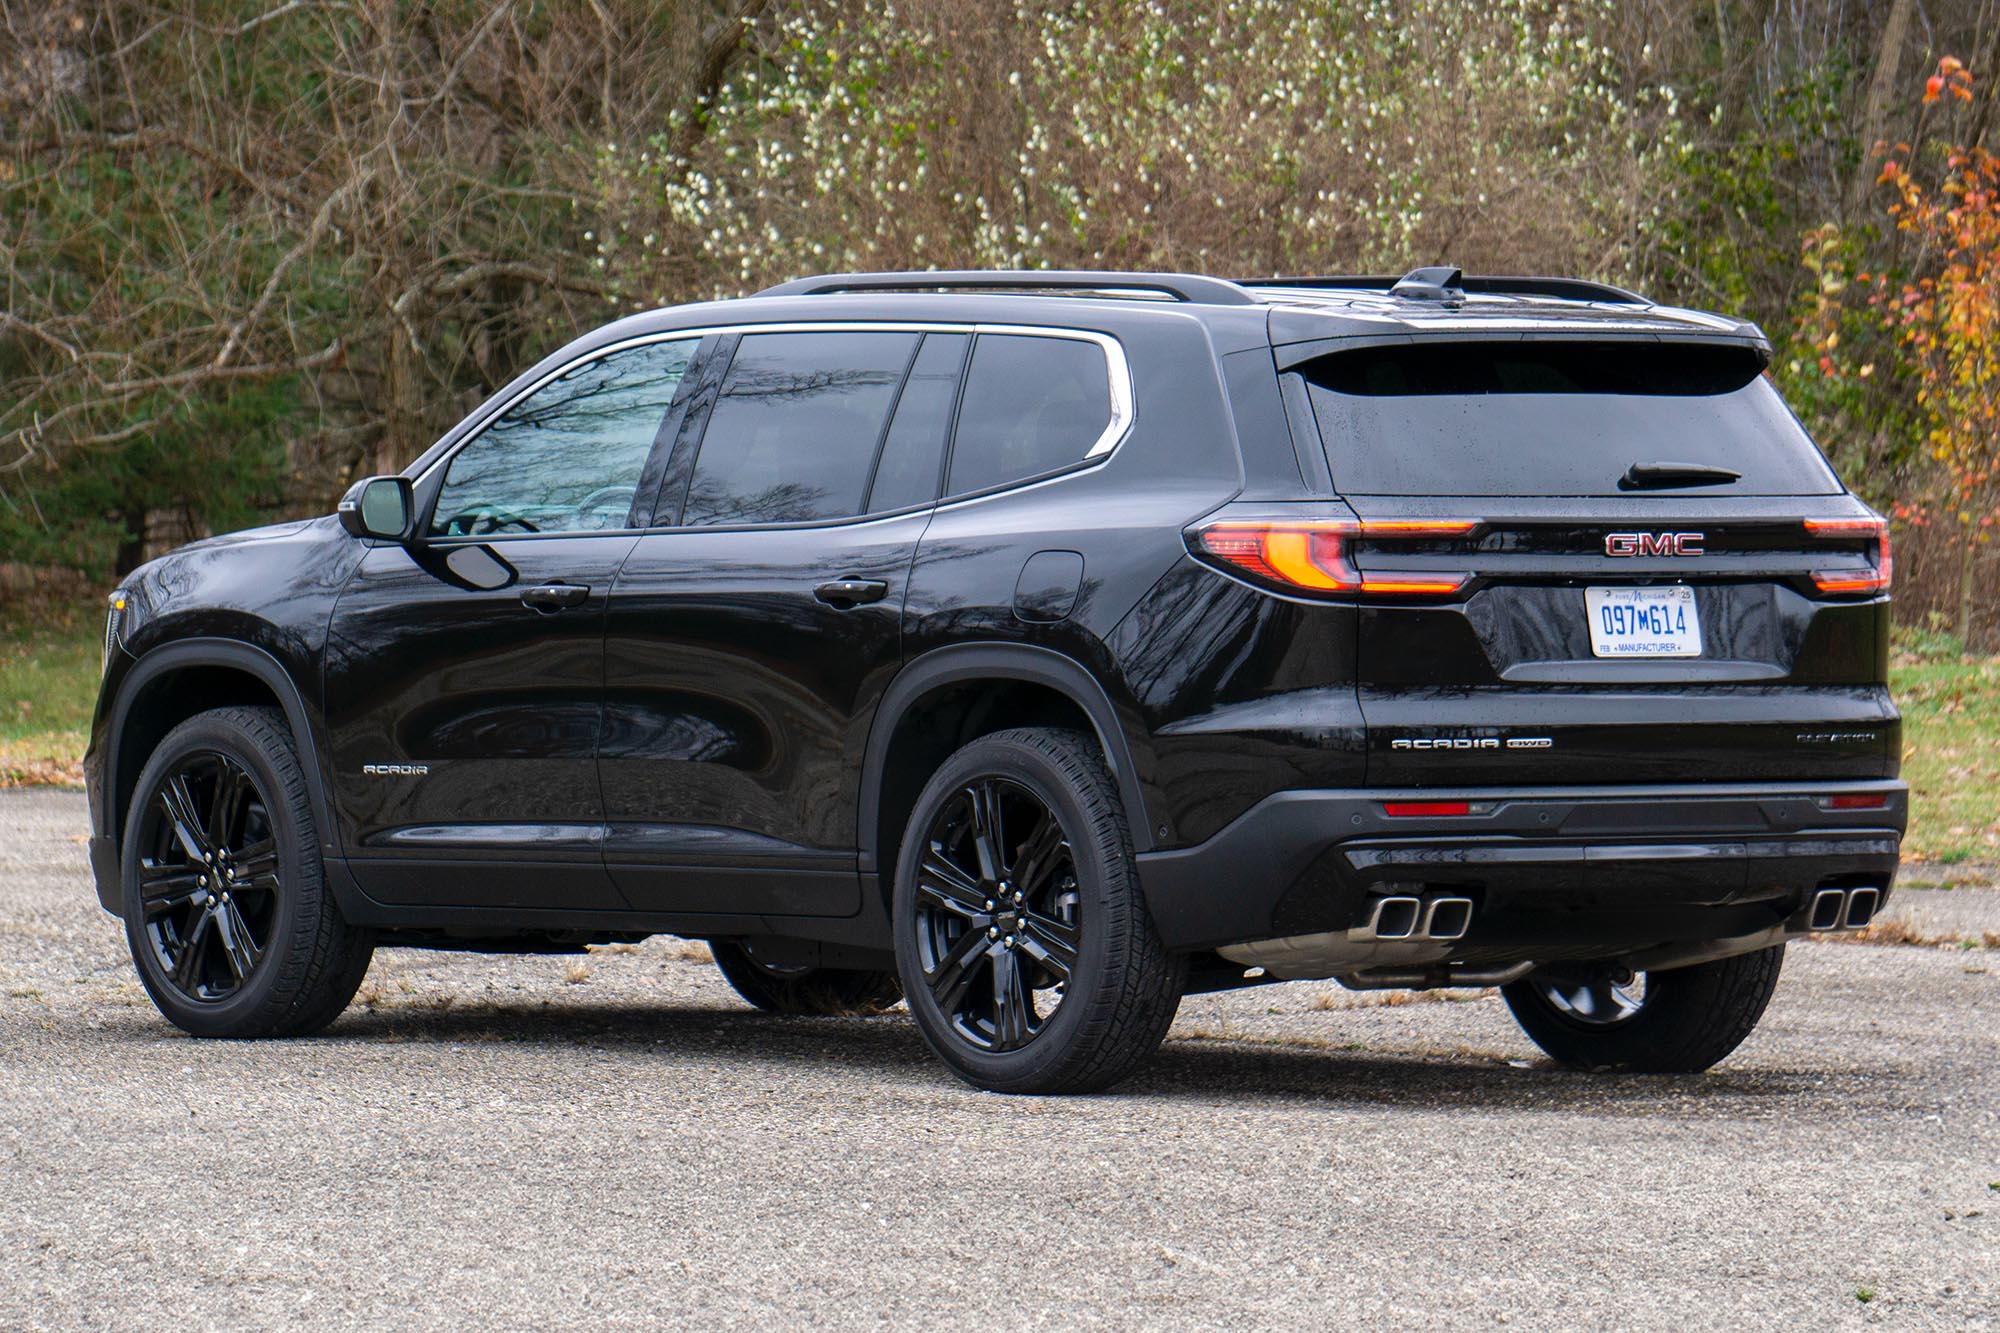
1620;461;1742;490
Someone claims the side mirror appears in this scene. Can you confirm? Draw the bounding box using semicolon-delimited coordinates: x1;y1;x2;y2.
337;475;416;542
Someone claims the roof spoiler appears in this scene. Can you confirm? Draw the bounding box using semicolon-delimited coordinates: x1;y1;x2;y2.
756;269;1260;306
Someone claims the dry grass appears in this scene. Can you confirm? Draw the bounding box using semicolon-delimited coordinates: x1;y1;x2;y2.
562;960;590;985
1812;918;1997;949
0;742;84;789
1305;987;1497;1012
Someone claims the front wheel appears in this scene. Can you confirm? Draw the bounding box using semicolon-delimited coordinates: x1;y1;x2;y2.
121;705;374;1038
1501;945;1786;1073
892;727;1185;1094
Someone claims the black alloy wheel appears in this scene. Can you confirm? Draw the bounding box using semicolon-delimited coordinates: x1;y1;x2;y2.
122;706;374;1038
893;728;1184;1094
1525;966;1648;1030
134;750;281;1002
910;776;1082;1052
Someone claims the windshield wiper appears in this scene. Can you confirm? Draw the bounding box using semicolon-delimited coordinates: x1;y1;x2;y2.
1620;460;1742;490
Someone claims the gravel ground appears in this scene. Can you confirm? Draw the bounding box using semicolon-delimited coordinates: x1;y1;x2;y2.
2;788;1995;1330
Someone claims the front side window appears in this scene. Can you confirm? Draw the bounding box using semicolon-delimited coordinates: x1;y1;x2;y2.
683;331;919;526
430;337;696;537
947;334;1113;496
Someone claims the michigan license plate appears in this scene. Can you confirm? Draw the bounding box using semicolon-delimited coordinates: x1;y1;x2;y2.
1585;585;1700;658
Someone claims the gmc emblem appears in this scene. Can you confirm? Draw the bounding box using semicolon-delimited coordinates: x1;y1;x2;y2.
1605;531;1704;557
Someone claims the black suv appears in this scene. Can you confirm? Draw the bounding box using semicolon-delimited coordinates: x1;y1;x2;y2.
85;267;1904;1093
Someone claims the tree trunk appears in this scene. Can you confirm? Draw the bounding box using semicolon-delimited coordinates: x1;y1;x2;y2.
1956;528;1979;648
1965;15;2000;152
1846;0;1915;220
378;320;420;476
113;506;148;578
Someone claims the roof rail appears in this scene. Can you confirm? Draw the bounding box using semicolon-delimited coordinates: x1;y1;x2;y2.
755;269;1260;306
1239;272;1651;305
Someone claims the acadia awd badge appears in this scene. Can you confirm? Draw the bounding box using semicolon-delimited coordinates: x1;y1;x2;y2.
1390;736;1553;751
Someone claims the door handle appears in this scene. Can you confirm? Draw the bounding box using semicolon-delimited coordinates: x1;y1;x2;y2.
520;582;590;613
814;578;888;607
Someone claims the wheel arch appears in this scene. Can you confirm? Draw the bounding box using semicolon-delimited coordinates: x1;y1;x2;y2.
104;639;341;877
858;644;1154;910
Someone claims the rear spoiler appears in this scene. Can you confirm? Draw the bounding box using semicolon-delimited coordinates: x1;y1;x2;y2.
1268;323;1773;372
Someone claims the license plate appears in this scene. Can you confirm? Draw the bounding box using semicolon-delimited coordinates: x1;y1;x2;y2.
1584;585;1700;658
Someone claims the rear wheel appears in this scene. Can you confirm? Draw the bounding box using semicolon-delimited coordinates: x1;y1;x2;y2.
709;940;901;1016
121;706;373;1038
892;727;1185;1094
1502;945;1786;1072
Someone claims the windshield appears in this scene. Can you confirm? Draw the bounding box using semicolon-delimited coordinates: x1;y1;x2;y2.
1299;341;1842;497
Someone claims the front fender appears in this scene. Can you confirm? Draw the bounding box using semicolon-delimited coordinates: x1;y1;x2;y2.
86;637;344;915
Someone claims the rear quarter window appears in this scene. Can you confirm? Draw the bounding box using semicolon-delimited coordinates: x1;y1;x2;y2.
1300;341;1842;497
946;333;1114;496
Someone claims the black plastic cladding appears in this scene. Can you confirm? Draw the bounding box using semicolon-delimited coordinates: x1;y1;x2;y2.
84;274;1903;968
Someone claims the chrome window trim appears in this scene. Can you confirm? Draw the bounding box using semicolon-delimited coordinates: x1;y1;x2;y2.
963;324;1132;460
413;320;1134;493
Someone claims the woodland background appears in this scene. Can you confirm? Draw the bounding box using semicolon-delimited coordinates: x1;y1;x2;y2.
2;0;1998;648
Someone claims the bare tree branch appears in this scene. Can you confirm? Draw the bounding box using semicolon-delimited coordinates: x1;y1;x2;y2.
667;0;774;166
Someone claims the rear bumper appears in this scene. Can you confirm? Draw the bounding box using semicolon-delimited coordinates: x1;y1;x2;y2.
1136;780;1906;956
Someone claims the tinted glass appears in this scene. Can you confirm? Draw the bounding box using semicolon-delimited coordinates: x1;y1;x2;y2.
947;334;1112;496
431;338;695;536
866;333;966;513
1301;342;1841;497
684;331;919;526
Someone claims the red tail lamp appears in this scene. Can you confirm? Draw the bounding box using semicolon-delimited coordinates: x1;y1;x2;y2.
1192;518;1478;598
1804;516;1892;594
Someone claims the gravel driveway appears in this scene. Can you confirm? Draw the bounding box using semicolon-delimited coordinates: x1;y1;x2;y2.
2;788;1994;1329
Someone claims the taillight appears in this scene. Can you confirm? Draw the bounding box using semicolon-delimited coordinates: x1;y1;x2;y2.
1804;516;1891;594
1190;518;1479;598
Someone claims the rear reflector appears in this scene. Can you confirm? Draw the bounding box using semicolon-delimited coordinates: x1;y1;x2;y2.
1819;793;1890;810
1190;518;1477;598
1804;516;1892;594
1383;800;1471;817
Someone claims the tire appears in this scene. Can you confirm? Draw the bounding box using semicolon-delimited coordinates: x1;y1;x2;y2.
121;705;374;1038
1501;945;1786;1073
710;940;902;1016
892;727;1185;1094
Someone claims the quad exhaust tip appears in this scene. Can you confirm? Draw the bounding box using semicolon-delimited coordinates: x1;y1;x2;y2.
1808;886;1882;932
1424;897;1474;941
1354;894;1475;943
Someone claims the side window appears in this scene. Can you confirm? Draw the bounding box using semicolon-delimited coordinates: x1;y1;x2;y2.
866;332;967;513
684;331;919;526
946;334;1114;497
430;338;696;537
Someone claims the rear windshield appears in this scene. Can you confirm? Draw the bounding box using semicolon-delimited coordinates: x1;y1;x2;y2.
1299;341;1842;497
